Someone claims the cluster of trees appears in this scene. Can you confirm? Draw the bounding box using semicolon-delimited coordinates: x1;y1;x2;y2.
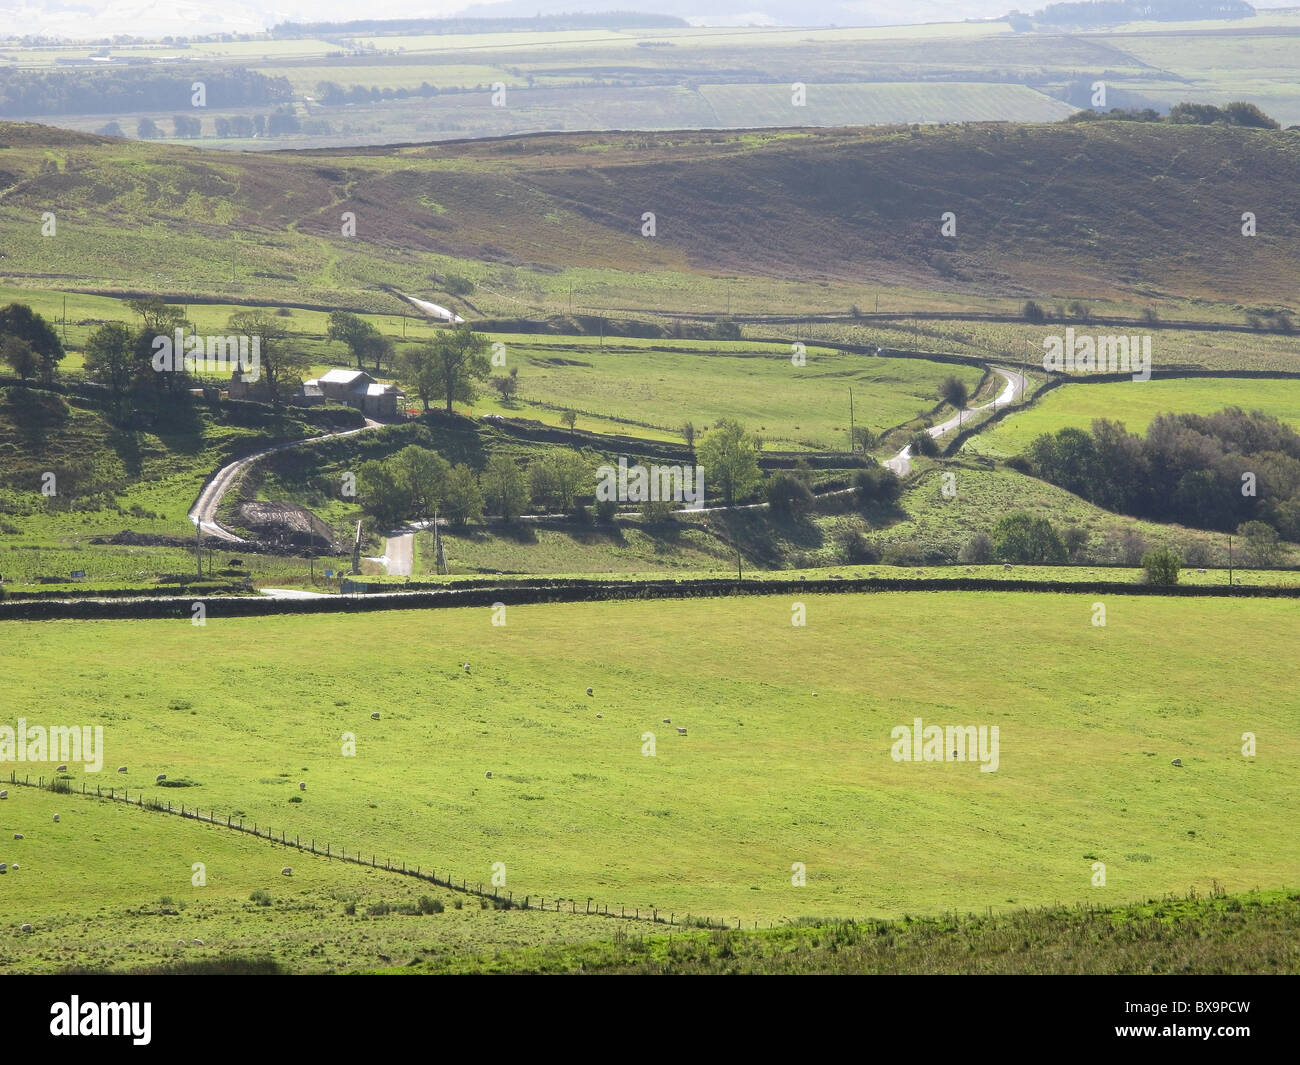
273;14;686;36
118;108;304;140
356;446;483;528
0;68;289;118
1068;100;1280;130
1023;409;1300;543
0;303;64;385
1028;0;1253;29
328;312;394;373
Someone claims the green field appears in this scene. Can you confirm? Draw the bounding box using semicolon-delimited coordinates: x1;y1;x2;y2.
2;592;1296;927
965;378;1300;459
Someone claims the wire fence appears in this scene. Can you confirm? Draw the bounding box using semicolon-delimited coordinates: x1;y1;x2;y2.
6;770;763;931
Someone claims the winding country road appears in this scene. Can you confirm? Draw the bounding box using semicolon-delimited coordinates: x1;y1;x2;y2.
188;422;381;543
884;365;1026;478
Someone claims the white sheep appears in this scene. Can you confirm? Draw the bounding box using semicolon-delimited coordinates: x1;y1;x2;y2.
485;771;492;778
56;764;67;772
156;774;166;783
117;765;127;773
298;781;306;790
192;938;204;945
371;712;380;720
281;867;293;876
596;713;603;719
1171;758;1183;767
676;727;687;736
13;832;22;840
52;813;59;823
586;687;593;696
0;864;6;874
20;923;31;932
0;790;7;799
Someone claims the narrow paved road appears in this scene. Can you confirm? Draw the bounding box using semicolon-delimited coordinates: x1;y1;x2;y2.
188;422;381;542
884;366;1026;478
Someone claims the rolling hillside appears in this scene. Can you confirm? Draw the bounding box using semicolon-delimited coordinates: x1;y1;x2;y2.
1;120;1299;310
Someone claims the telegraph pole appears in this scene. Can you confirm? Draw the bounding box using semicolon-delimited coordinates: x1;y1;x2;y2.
849;387;855;452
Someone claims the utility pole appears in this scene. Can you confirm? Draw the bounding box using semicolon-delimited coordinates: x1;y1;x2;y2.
1228;535;1233;586
62;295;67;342
849;387;855;452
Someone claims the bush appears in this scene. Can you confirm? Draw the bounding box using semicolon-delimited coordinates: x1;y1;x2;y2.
854;466;902;505
1141;546;1181;586
1022;300;1046;324
1117;529;1147;567
595;498;617;524
767;472;815;517
418;895;444;914
839;529;880;565
993;512;1066;564
882;542;925;567
958;532;994;564
909;431;939;458
249;889;272;907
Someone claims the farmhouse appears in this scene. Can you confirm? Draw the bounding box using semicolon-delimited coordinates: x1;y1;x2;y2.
308;369;406;419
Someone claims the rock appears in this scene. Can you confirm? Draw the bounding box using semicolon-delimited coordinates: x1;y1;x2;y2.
281;867;293;876
21;923;32;933
1171;758;1183;767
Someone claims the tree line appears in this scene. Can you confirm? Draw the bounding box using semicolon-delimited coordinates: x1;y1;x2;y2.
0;67;290;117
1021;408;1300;544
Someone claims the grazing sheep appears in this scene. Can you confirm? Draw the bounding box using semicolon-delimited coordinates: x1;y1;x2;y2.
117;766;127;773
463;663;471;674
1197;568;1207;574
1171;758;1183;767
156;774;166;783
13;833;22;840
176;939;186;947
1003;563;1013;570
371;712;380;720
281;867;293;876
663;718;671;724
676;727;687;736
0;790;7;799
0;864;6;874
9;863;16;870
52;814;59;823
21;923;31;933
813;692;818;697
596;713;603;719
192;938;204;945
56;764;67;773
485;771;492;778
586;687;593;696
298;781;306;790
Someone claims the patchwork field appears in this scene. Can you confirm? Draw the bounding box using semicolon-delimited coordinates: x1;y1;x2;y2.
2;592;1295;931
965;378;1300;459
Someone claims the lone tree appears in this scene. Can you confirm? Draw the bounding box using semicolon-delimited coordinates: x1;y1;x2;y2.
697;418;762;506
483;454;528;522
1141;546;1181;586
560;409;577;437
682;420;696;450
400;325;490;414
226;309;309;408
328;311;393;372
993;512;1067;564
83;322;136;421
0;302;64;384
1;336;38;383
491;366;519;403
939;375;969;410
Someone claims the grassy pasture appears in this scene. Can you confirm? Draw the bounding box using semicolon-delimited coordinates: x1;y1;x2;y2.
0;785;601;974
965;378;1300;458
1;592;1295;924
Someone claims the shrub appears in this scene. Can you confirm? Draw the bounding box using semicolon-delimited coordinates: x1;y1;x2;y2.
1117;529;1147;567
366;902;392;916
767;472;814;517
418;895;444;914
1022;300;1046;324
958;532;994;564
1141;546;1181;586
839;529;880;565
249;889;272;907
595;498;617;524
993;512;1066;564
854;466;902;505
909;431;939;458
